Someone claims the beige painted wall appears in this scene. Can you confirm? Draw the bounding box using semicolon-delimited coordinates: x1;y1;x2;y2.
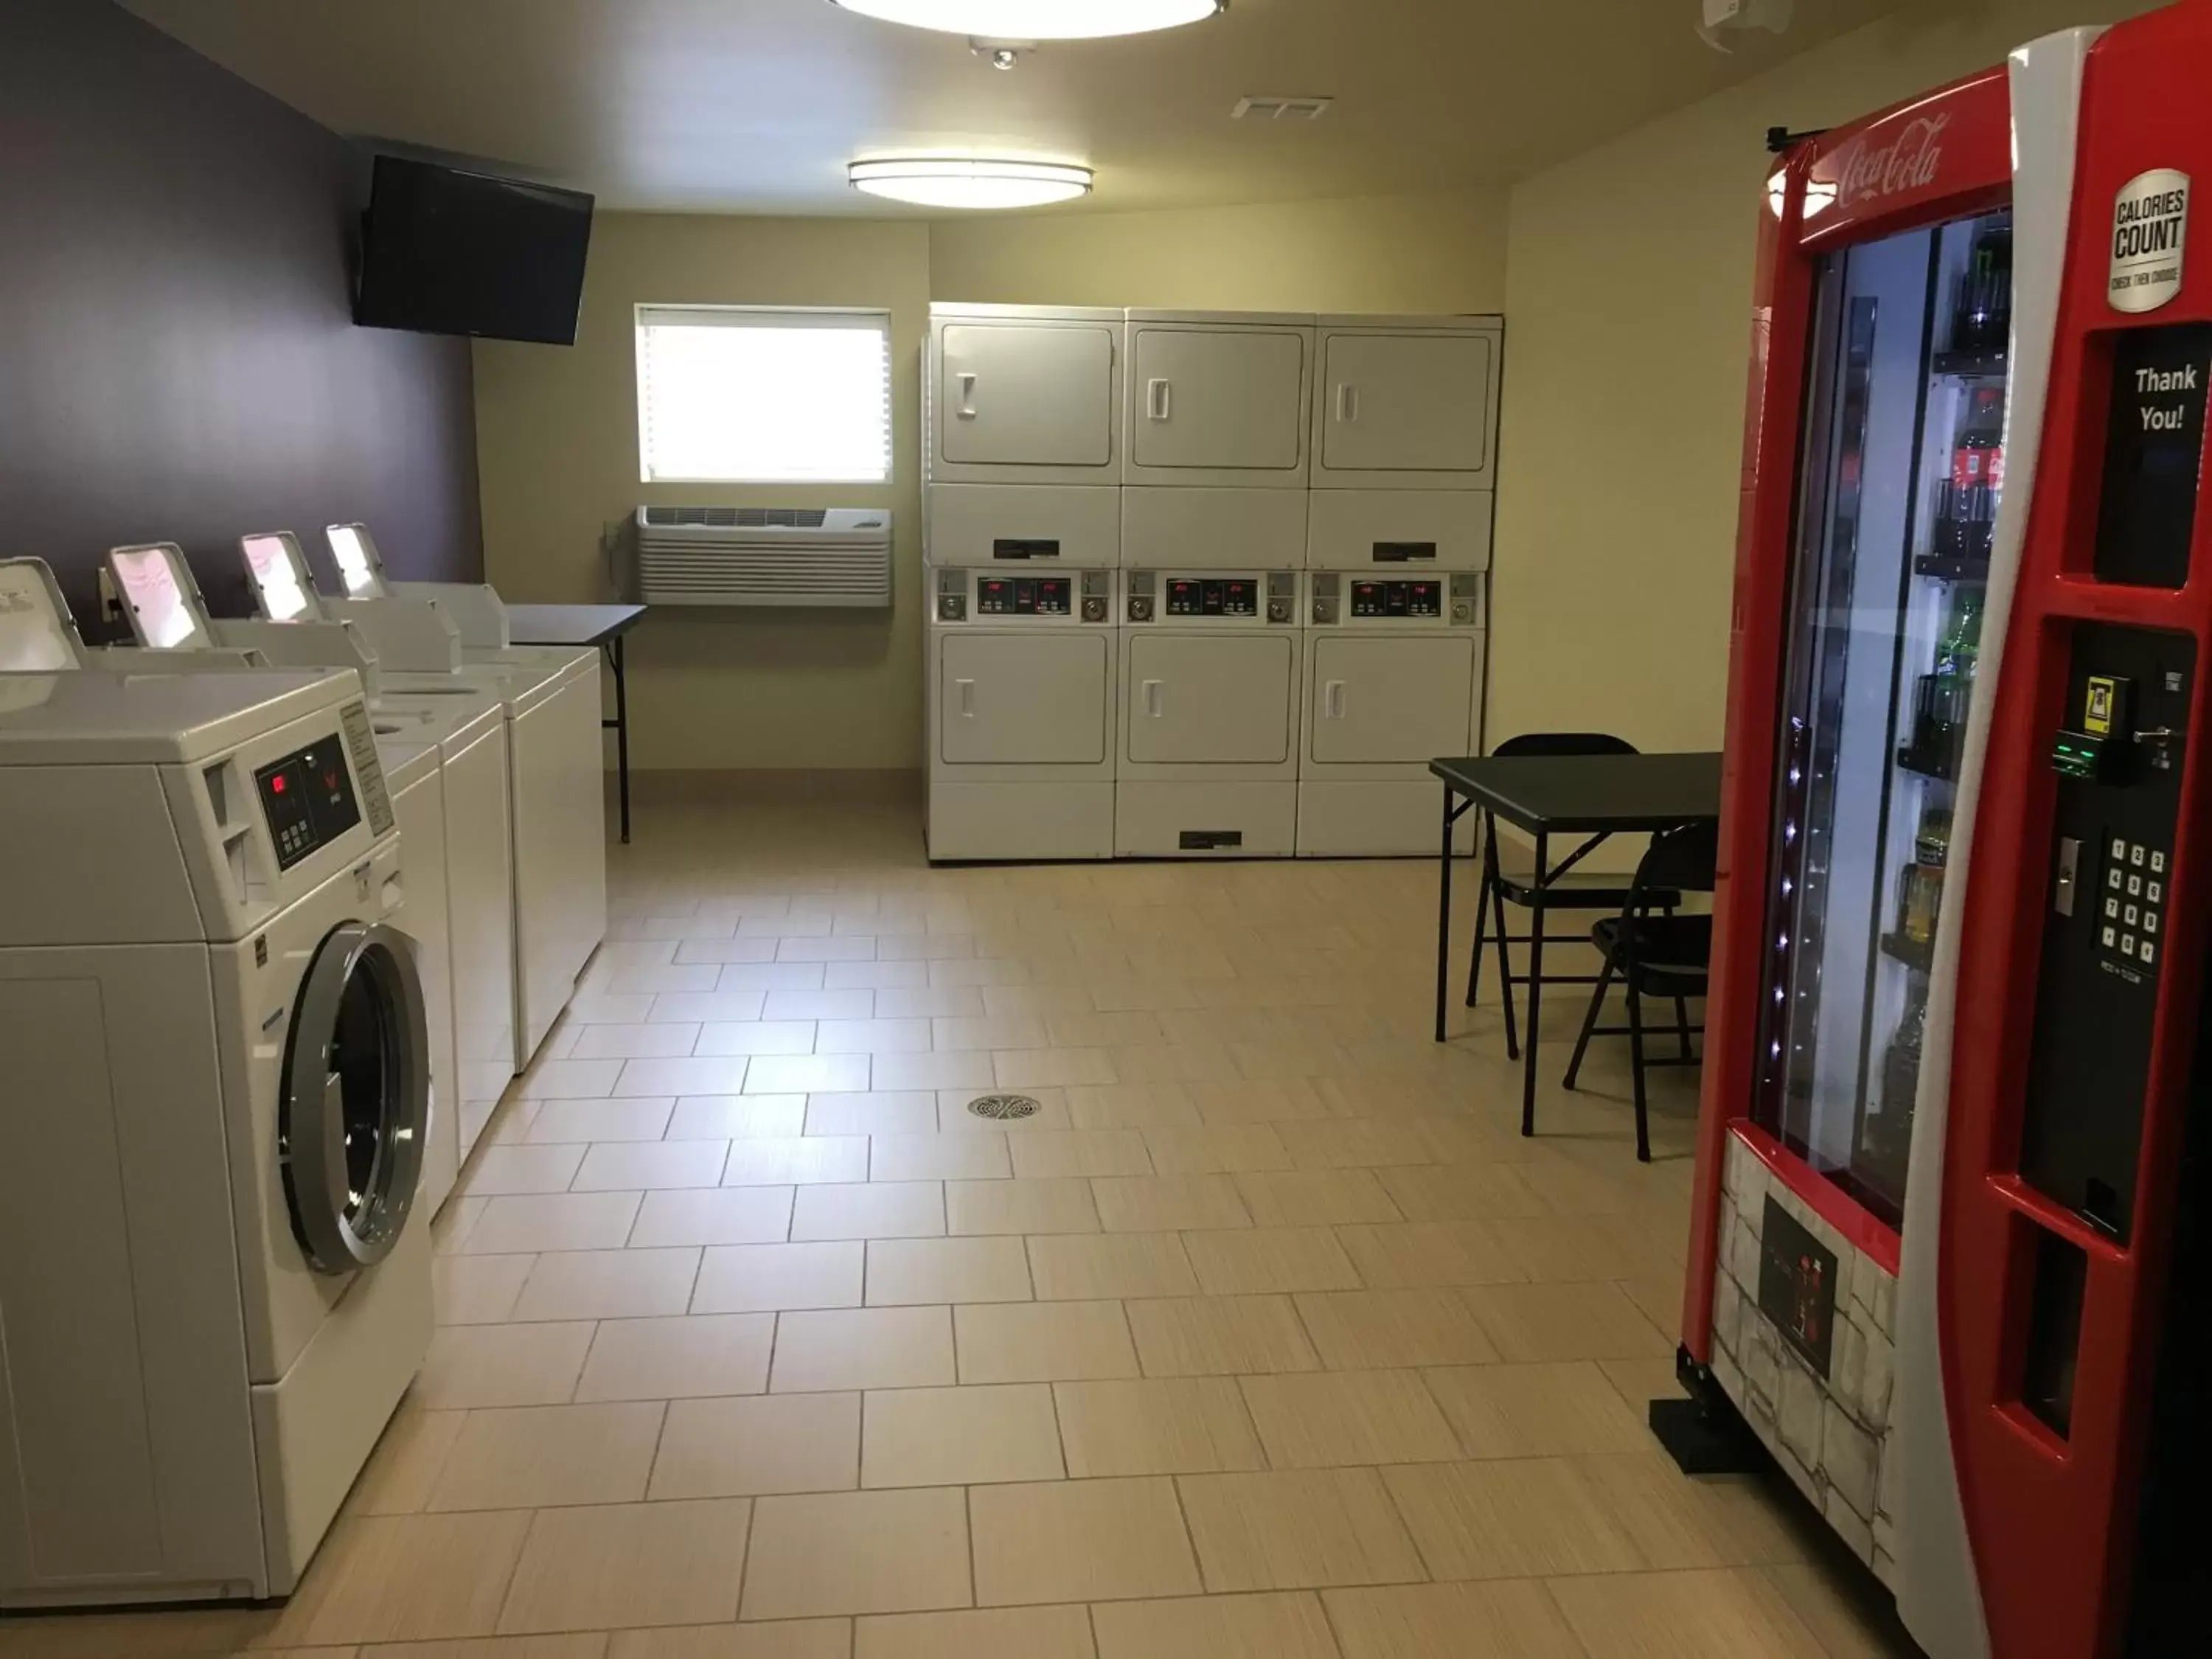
473;212;930;771
928;189;1509;315
475;0;2167;776
1488;0;2163;755
476;192;1509;771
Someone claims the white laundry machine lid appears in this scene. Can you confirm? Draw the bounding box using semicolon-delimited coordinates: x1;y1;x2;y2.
0;557;88;672
241;530;330;623
106;542;218;651
0;668;358;765
375;684;506;754
379;736;439;793
325;522;389;599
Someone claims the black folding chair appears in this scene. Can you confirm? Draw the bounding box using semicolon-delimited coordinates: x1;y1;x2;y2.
1562;818;1719;1162
1466;734;1677;1060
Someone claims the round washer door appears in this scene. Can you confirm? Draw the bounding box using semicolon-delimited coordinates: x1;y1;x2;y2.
280;920;429;1274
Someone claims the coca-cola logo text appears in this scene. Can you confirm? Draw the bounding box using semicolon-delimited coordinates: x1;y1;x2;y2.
1824;113;1949;206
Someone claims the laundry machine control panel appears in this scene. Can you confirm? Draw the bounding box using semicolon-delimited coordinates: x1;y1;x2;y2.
255;731;363;870
1127;571;1298;625
938;568;1112;624
981;577;1072;616
1351;580;1442;618
1310;571;1485;627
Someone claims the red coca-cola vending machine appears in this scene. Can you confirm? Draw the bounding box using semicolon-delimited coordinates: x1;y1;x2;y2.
1676;6;2212;1656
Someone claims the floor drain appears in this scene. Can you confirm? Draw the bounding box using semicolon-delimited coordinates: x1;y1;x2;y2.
967;1093;1042;1121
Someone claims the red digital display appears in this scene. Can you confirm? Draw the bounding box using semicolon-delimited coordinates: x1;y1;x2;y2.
271;774;287;793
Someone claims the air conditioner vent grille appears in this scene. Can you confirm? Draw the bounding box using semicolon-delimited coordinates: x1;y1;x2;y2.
630;506;892;608
643;506;831;529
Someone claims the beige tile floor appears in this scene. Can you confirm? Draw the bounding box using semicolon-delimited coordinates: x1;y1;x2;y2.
0;795;1922;1659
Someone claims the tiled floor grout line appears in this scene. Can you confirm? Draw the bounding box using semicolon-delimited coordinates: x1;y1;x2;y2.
963;1482;981;1612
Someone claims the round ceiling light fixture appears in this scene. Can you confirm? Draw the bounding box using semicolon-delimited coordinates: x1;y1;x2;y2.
830;0;1223;42
848;158;1093;209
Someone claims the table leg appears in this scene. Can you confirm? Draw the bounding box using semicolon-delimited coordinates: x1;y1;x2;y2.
1435;782;1455;1043
1522;828;1548;1138
608;634;632;844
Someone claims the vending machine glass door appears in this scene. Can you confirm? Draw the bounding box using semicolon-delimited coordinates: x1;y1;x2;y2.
1753;209;2012;1229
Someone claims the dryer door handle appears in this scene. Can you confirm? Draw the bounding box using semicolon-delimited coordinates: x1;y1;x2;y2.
956;372;979;420
1147;378;1173;422
956;678;976;717
1142;678;1164;717
1324;680;1347;719
1334;383;1359;423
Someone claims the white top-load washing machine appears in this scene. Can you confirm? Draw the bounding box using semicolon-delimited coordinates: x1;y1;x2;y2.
100;542;515;1206
0;669;432;1606
925;304;1126;860
237;527;602;1071
1117;488;1307;857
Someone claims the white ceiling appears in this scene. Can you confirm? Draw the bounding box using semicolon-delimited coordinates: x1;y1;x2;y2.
123;0;1902;215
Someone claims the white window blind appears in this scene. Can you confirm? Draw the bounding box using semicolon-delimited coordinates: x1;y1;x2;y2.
636;306;892;484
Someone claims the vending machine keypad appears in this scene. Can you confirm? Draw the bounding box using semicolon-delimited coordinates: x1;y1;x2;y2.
2097;832;2169;975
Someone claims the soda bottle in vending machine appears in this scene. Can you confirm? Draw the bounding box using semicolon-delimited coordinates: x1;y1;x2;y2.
1954;385;2006;560
1931;385;2007;563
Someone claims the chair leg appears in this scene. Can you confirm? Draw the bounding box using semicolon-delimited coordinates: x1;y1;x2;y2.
1563;957;1615;1092
1492;855;1520;1059
1627;976;1652;1164
1674;994;1694;1061
1465;860;1492;1009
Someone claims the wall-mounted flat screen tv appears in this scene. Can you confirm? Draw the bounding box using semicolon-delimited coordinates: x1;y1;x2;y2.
355;156;594;346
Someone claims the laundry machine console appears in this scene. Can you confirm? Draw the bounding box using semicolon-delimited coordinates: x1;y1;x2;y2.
928;563;1119;860
1300;490;1494;857
0;669;433;1606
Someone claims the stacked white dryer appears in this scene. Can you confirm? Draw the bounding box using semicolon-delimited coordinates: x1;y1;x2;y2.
1116;312;1312;858
1299;315;1503;855
922;302;1503;863
925;305;1124;860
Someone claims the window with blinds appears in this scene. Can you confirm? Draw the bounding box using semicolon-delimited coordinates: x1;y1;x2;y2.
634;306;892;484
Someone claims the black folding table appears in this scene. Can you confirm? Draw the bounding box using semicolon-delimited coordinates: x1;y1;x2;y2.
505;603;647;844
1430;751;1724;1136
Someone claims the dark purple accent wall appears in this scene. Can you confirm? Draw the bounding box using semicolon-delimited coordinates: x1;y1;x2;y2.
0;0;481;637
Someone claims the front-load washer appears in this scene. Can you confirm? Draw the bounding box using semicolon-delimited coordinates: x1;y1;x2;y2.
104;540;516;1196
1298;490;1493;855
928;555;1119;862
1116;487;1306;858
0;668;432;1606
238;529;604;1071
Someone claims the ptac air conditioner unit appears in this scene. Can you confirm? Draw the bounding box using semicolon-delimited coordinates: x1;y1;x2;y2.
633;507;894;608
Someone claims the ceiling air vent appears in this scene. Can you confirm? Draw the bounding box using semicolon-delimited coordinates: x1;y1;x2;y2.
1231;96;1332;122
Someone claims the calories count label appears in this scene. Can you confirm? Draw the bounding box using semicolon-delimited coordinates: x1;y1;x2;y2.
2111;169;2189;314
